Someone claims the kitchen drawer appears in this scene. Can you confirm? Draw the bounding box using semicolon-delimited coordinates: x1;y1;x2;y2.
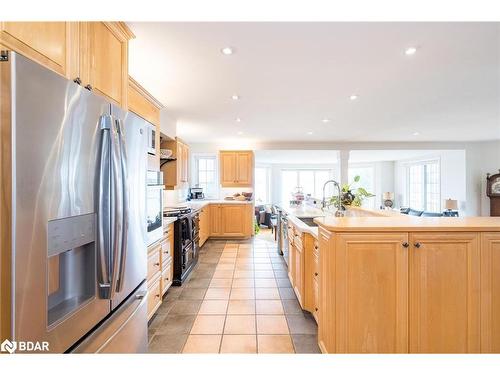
313;239;319;258
160;237;172;263
147;276;162;320
147;248;161;282
161;261;173;295
312;277;319;323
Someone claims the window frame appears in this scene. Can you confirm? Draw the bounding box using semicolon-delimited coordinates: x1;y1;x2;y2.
280;167;336;202
192;153;219;199
254;165;272;205
403;158;441;212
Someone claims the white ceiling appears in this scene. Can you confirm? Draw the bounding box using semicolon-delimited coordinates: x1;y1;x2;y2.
128;22;500;143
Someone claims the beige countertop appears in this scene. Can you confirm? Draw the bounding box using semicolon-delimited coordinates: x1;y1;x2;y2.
314;214;500;232
167;199;253;211
278;203;324;238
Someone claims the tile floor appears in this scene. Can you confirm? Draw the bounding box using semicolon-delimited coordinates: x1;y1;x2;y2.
148;233;320;354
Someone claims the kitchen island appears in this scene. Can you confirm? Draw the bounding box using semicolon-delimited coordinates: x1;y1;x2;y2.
313;212;500;353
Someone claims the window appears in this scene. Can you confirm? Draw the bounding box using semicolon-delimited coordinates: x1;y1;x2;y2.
405;160;440;212
255;167;271;204
348;165;375;209
280;169;333;203
194;155;217;198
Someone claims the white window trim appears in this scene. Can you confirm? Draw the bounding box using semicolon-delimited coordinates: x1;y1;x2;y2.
254;165;272;205
402;158;441;211
192;153;219;199
280;168;336;201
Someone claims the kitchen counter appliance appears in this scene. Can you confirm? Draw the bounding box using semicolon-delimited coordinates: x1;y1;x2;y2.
189;187;205;200
1;51;148;353
164;207;199;285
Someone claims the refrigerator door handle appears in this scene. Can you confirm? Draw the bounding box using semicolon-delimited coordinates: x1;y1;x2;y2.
109;117;123;299
115;118;129;293
97;115;113;298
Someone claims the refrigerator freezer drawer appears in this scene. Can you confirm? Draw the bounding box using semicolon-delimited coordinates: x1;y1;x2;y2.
71;282;148;353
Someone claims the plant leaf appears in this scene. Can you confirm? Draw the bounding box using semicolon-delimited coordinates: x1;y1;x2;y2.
354;175;361;183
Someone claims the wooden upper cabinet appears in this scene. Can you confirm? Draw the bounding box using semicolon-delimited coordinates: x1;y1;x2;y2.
161;138;189;189
219;151;253;187
128;77;162;126
481;232;500;353
409;232;480;353
80;22;134;107
335;232;409;353
0;22;78;78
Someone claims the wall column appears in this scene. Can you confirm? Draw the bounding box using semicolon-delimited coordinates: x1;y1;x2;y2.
339;150;350;186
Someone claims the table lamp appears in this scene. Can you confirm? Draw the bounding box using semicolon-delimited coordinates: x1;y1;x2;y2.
445;199;458;212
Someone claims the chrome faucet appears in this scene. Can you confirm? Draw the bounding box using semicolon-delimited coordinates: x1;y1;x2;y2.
322;180;346;217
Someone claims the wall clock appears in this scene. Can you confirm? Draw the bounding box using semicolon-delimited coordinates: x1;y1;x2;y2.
486;170;500;216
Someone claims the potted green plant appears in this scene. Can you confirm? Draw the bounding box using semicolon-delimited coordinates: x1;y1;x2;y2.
329;175;375;209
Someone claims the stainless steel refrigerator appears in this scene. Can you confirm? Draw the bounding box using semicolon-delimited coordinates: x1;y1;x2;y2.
1;51;149;353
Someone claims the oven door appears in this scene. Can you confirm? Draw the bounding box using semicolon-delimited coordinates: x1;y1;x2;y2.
146;185;163;246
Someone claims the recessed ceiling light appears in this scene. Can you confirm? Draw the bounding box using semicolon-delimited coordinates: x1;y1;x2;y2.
235;117;241;122
237;131;243;135
322;118;331;123
307;131;313;135
405;47;417;55
221;47;234;55
349;94;358;101
231;94;240;100
413;131;420;136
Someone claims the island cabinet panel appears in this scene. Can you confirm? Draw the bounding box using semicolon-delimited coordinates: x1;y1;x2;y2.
318;227;335;354
335;232;409;353
409;232;480;353
480;233;500;353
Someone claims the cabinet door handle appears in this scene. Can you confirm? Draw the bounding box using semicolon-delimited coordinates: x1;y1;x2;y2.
84;84;93;91
314;272;318;276
414;242;422;248
315;307;318;312
154;262;160;266
73;77;82;85
402;242;409;248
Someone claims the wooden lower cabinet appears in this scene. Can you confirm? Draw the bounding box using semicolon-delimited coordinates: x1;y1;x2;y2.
209;204;252;238
335;232;409;353
293;242;304;306
199;206;209;246
481;232;500;353
318;229;488;353
147;276;162;320
408;232;480;353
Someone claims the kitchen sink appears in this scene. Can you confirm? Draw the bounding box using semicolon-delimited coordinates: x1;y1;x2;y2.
298;217;318;227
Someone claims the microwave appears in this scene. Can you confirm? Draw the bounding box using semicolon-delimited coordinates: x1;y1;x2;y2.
146;170;163;246
146;122;156;155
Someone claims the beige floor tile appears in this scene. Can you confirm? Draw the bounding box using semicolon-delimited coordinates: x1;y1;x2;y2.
199;300;229;315
224;315;256;334
235;264;254;271
255;288;280;300
235;259;253;265
183;335;222;353
215;264;235;271
254;258;271;264
212;269;234;279
254;278;277;288
209;278;233;288
223;245;238;250
254;270;275;278
190;315;226;334
218;259;236;265
234;270;254;279
205;287;231;300
255;300;284;315
227;300;256;315
230;288;255;300
220;335;257;353
239;244;252;249
256;315;289;334
254;264;273;270
257;335;294;353
232;278;255;288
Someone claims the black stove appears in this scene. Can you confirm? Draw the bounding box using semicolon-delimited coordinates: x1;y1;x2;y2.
164;206;199;285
